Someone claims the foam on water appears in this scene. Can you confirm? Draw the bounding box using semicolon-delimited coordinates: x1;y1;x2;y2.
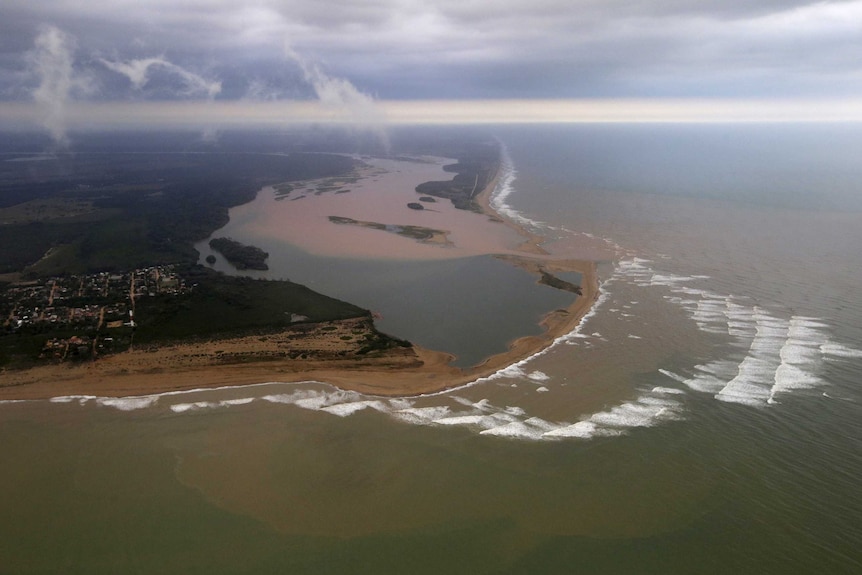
434;411;520;431
223;377;691;440
489;143;546;232
661;361;736;393
544;421;624;439
321;400;388;417
821;343;862;358
96;396;159;411
170;401;213;413
390;406;452;425
715;312;789;405
49;395;98;405
542;386;685;439
620;258;862;407
45;394;158;411
480;417;557;439
219;397;255;407
651;386;687;395
168;397;257;413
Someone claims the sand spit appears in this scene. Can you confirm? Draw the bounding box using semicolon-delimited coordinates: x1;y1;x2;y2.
0;154;599;401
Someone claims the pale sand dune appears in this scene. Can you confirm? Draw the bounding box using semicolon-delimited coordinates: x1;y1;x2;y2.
0;154;599;400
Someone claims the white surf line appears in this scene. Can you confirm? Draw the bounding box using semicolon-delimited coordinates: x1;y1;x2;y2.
96;396;161;411
14;380;338;413
255;258;860;433
556;225;633;258
33;380;332;412
489;142;546;232
251;374;688;441
621;257;845;407
821;342;862;358
725;299;758;340
659;360;739;394
768;316;829;403
715;310;789;406
543;387;685;439
50;394;167;412
413;281;612;400
169;397;256;413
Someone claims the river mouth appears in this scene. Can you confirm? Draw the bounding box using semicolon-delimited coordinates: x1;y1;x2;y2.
196;155;577;367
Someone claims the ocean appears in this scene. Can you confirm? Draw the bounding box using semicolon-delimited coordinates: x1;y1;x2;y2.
1;124;861;573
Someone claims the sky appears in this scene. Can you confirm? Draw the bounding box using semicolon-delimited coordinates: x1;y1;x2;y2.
2;0;862;138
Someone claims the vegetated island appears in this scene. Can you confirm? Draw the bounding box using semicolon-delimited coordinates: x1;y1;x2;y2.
208;237;269;270
328;216;450;245
414;142;498;212
0;136;598;401
539;271;583;296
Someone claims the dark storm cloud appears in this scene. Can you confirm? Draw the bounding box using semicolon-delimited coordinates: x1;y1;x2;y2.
2;0;862;102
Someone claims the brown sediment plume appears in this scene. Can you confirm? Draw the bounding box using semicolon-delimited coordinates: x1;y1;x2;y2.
0;151;601;401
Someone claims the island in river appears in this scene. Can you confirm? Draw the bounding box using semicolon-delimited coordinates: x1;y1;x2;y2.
0;132;597;401
208;237;270;270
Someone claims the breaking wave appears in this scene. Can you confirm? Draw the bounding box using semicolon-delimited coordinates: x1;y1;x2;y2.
616;258;861;407
489;143;545;232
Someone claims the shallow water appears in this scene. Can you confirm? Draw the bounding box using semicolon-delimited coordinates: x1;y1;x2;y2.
3;124;862;573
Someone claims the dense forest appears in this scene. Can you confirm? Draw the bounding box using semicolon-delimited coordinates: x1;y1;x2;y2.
208;237;269;270
0;150;356;276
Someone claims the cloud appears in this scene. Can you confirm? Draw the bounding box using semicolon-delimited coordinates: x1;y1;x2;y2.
29;25;78;146
5;1;862;106
99;56;222;98
283;44;389;150
285;45;377;117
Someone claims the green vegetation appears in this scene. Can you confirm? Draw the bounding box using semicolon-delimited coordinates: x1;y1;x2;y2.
0;152;357;276
414;141;499;212
539;271;583;295
273;183;294;197
133;267;368;344
0;147;411;368
208;237;269;270
328;216;447;242
0;265;386;367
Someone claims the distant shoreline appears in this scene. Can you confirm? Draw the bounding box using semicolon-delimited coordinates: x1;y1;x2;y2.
0;152;599;401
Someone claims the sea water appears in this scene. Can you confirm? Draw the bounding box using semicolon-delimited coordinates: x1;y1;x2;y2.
1;124;861;573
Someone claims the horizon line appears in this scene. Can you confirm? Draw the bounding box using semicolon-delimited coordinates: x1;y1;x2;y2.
3;98;862;131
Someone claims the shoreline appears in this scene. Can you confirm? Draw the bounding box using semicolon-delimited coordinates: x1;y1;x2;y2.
0;153;600;402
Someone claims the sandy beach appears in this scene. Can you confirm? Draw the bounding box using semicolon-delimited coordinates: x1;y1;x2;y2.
0;154;599;401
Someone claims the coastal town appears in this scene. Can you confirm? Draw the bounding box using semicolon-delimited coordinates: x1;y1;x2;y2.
1;265;192;362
